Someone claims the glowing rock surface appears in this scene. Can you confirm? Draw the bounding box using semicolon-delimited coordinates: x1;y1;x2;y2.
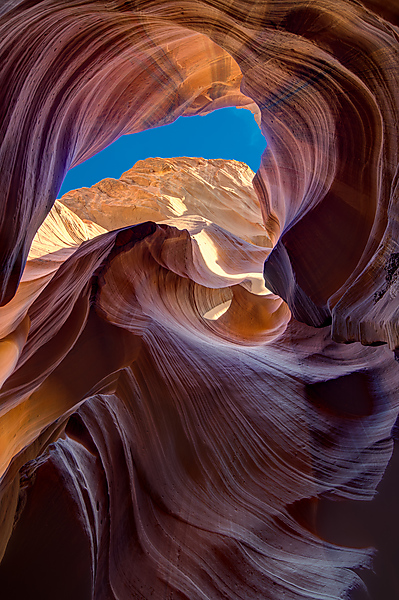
0;2;398;599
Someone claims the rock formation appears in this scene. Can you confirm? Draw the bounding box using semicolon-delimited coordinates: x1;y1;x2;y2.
60;157;270;246
0;1;398;599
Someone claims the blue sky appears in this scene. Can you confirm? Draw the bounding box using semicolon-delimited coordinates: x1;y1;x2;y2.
58;107;266;197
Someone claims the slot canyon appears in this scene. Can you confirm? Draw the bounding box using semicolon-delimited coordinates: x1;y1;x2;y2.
0;1;398;598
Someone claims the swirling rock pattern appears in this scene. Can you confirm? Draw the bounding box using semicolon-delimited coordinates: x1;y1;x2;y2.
0;1;398;599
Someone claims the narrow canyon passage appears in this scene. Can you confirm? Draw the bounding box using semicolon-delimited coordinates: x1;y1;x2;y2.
0;1;398;599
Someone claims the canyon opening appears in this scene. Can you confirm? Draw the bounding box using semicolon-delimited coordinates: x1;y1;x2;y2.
0;2;398;600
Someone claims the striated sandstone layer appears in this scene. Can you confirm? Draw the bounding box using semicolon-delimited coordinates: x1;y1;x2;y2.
0;155;397;600
0;2;399;600
0;0;398;348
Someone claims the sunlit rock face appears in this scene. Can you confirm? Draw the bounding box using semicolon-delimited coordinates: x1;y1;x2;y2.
0;1;399;599
60;157;270;246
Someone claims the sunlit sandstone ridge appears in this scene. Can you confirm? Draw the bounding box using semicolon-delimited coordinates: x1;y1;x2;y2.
60;157;270;244
0;1;399;599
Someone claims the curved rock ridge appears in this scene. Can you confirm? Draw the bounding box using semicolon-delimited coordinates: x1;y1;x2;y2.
0;7;253;305
0;0;397;349
0;156;290;541
0;156;397;599
0;201;105;386
0;1;399;599
0;213;397;599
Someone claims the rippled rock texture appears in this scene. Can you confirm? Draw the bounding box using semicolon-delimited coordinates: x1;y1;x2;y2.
0;1;399;599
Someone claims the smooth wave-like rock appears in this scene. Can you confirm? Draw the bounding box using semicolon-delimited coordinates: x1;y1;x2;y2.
0;0;398;348
0;9;253;305
0;2;399;599
0;155;397;599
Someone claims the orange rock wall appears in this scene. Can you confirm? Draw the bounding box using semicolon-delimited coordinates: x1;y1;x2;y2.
0;1;398;599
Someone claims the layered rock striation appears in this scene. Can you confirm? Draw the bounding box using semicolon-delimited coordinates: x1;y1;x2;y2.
0;1;399;599
0;0;398;347
0;156;397;599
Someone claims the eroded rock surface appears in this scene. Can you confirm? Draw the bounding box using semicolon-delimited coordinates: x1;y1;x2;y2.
60;157;270;246
0;1;399;599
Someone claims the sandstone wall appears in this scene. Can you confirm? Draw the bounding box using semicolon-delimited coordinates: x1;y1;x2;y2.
0;2;398;599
